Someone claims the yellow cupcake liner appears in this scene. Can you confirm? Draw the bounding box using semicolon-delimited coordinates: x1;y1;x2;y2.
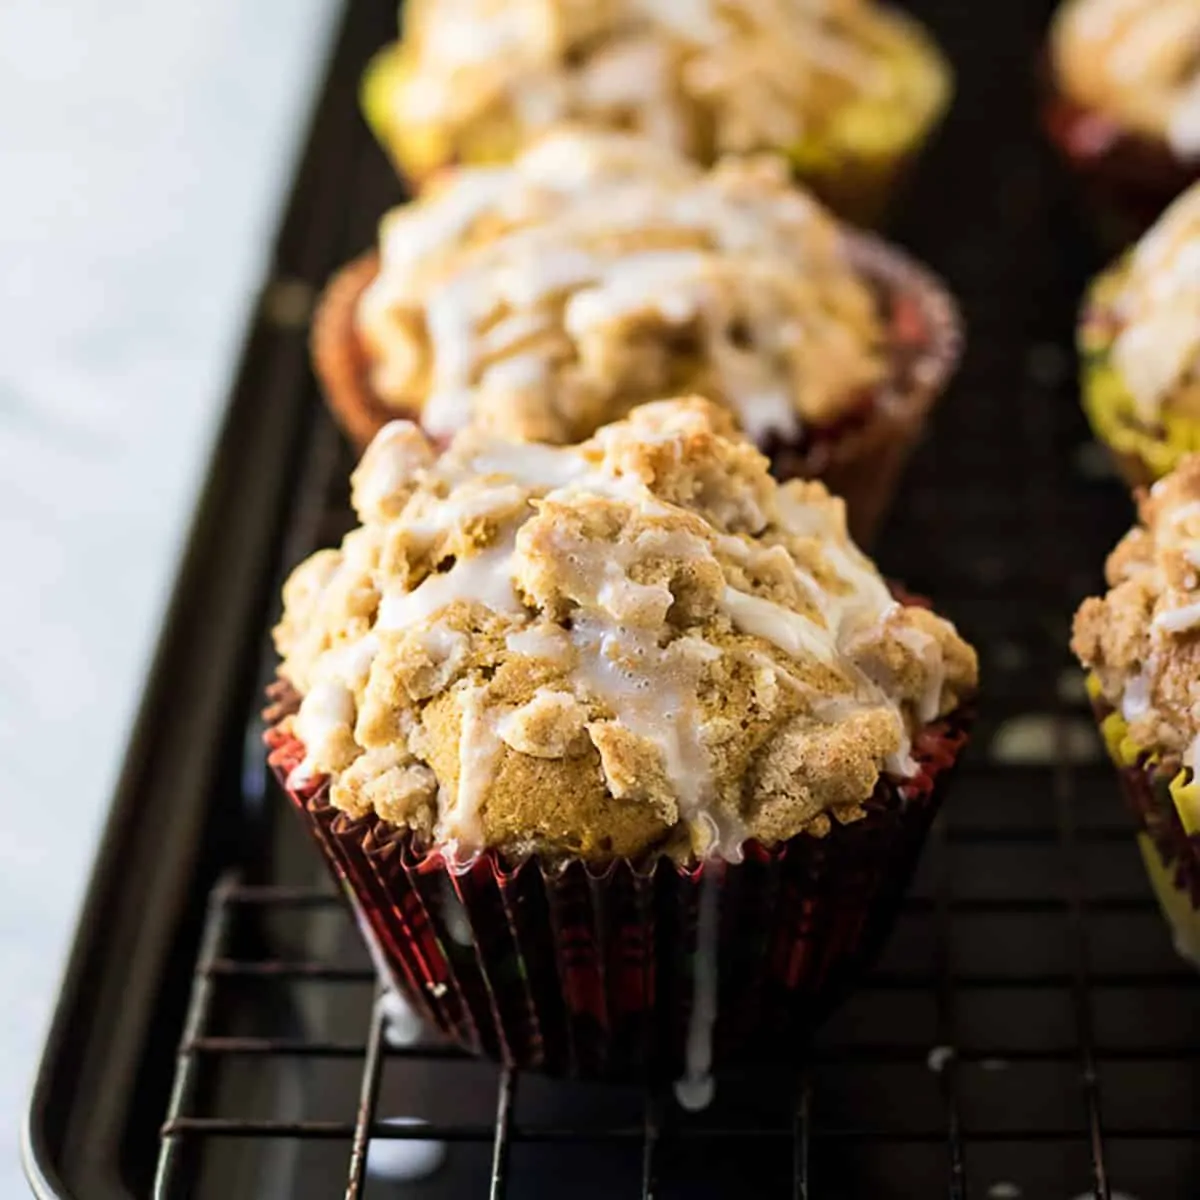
1097;707;1200;831
361;45;423;176
1079;264;1200;487
361;13;951;221
1090;680;1200;829
1137;833;1200;967
1089;675;1200;965
784;14;951;224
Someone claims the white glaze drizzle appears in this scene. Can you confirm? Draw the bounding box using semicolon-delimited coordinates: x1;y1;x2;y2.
720;586;837;664
1151;601;1200;634
1121;663;1154;722
1110;185;1200;419
464;440;586;488
568;614;739;853
674;869;721;1111
505;623;573;661
291;680;355;783
377;543;522;630
441;685;505;849
380;989;425;1048
892;623;946;725
366;1117;448;1182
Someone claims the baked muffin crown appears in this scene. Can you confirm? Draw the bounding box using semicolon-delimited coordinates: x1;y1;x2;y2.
275;397;977;863
1073;455;1200;768
357;128;884;445
382;0;946;173
1095;182;1200;422
1051;0;1200;156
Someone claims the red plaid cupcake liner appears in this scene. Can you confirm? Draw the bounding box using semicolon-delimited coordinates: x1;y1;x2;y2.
267;711;970;1082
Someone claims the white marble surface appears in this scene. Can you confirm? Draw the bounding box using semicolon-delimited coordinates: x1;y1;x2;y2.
1;1;339;1190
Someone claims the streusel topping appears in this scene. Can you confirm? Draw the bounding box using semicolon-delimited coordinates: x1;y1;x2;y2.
1097;182;1200;422
274;398;976;863
385;0;943;167
1052;0;1200;157
356;129;884;446
1073;455;1200;772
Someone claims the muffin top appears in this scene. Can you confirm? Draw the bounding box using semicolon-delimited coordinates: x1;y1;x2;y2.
1092;181;1200;423
1073;455;1200;770
356;129;885;446
274;397;977;864
379;0;946;174
1051;0;1200;156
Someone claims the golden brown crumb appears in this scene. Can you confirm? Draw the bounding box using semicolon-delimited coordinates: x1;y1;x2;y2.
274;396;977;862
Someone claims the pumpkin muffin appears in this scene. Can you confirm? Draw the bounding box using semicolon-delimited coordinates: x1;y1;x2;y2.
313;129;961;543
1079;181;1200;489
267;397;977;1079
1073;456;1200;965
1046;0;1200;234
362;0;952;224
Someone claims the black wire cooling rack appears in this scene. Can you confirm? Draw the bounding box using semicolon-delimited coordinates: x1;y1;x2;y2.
148;793;1200;1200
23;1;1200;1198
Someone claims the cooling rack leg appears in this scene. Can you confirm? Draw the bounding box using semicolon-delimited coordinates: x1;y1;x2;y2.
153;873;240;1200
791;1072;812;1200
488;1067;516;1200
343;987;389;1200
641;1088;663;1200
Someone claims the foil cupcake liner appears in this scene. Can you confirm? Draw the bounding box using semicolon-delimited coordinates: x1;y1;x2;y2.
1089;694;1200;967
267;711;970;1082
310;233;961;548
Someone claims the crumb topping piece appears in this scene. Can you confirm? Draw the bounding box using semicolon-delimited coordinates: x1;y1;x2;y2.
356;129;884;445
275;397;977;863
1095;182;1200;423
1073;454;1200;773
1052;0;1200;157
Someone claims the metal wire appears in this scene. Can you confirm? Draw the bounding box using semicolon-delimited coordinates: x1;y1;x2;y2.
344;990;388;1200
1053;776;1113;1200
487;1070;516;1200
1018;257;1114;1200
931;816;967;1198
153;879;239;1199
791;1074;812;1200
158;866;1200;1179
641;1089;663;1200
